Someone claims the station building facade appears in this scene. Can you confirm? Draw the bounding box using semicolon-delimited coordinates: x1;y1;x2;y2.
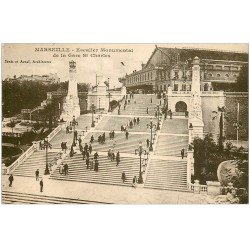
124;46;248;92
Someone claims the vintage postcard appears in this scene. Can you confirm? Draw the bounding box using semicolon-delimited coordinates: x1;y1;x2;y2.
1;43;248;204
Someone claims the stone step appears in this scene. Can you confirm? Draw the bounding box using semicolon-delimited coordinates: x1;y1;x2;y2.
2;191;111;204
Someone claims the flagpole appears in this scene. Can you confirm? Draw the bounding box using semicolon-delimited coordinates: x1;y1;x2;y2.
237;102;239;147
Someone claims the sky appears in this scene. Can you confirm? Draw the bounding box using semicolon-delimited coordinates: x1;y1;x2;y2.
2;43;248;88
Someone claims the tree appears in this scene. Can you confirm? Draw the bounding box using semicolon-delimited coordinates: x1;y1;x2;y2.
236;65;248;92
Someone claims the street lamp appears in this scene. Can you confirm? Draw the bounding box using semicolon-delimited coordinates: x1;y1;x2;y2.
72;115;78;146
154;105;161;130
44;137;52;175
147;118;156;151
135;141;147;184
91;103;95;127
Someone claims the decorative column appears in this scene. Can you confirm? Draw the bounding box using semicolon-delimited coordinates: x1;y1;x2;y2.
60;61;81;121
188;57;204;139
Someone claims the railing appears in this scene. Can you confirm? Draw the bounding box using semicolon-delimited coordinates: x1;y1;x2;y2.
8;144;35;173
171;91;191;95
47;125;62;142
187;182;208;193
6;124;62;174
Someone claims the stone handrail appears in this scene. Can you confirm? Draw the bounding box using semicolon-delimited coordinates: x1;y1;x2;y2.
8;144;35;173
47;125;62;142
6;124;62;174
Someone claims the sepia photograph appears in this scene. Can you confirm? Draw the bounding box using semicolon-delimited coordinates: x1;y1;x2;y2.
1;43;249;204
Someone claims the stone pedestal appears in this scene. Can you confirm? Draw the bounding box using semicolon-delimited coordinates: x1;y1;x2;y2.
206;181;221;195
193;180;200;193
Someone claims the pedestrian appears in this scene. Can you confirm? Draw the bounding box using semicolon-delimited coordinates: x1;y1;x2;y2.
130;120;133;128
125;131;129;139
82;150;86;160
146;107;148;114
89;144;92;154
121;172;126;183
108;148;112;159
112;130;115;139
170;110;172;119
121;125;124;132
102;132;106;143
35;169;39;181
8;174;14;187
124;104;126;110
70;148;74;157
132;176;137;188
150;98;152;103
155;111;157;118
84;143;88;152
116;151;120;166
79;143;83;153
78;137;82;146
94;152;99;160
146;139;150;148
64;164;69;176
181;148;185;159
86;157;90;169
137;117;140;125
111;152;115;161
94;159;99;172
133;117;136;125
109;131;112;140
40;178;43;192
61;142;64;151
66;126;69;134
90;135;94;143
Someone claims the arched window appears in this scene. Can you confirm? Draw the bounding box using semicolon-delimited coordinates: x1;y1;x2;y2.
217;73;221;77
208;73;213;77
225;74;229;78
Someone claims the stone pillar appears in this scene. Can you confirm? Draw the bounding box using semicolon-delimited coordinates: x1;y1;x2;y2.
193;180;200;193
32;141;39;152
60;61;81;121
188;57;204;140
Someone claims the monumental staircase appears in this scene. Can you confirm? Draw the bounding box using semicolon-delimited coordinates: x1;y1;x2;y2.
12;150;59;178
116;94;161;116
145;158;187;191
50;154;140;187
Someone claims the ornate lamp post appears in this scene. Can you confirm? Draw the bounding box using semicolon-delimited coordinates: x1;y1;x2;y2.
72;115;78;146
154;105;161;130
147;118;156;151
135;141;147;184
44;137;52;175
91;103;95;127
